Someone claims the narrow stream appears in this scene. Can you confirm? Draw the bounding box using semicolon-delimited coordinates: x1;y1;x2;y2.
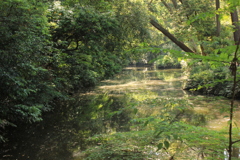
1;67;240;159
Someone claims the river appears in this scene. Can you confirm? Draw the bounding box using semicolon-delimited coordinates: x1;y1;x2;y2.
1;67;240;159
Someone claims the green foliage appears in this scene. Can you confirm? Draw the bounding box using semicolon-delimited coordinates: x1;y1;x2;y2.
155;53;181;68
1;0;152;141
0;0;62;138
74;91;230;159
181;59;238;97
81;131;156;160
129;96;230;159
47;4;135;90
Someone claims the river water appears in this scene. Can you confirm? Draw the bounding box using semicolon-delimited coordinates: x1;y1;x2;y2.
1;67;240;159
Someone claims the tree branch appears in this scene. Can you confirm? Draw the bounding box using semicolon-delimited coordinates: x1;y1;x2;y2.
232;139;240;144
149;0;154;6
150;19;194;53
161;0;173;13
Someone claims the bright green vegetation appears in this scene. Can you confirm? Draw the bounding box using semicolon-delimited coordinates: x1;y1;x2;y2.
73;86;238;160
1;0;240;159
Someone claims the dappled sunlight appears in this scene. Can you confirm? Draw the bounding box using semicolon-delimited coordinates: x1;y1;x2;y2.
207;117;229;130
207;109;240;131
187;95;240;131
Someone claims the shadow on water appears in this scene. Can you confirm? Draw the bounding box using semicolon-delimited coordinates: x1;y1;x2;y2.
1;67;240;159
1;92;135;160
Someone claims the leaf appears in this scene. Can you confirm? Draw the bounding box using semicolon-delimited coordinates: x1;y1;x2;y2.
157;143;163;151
133;108;138;114
144;120;149;126
166;135;171;140
173;134;178;140
117;110;123;115
228;120;232;125
164;140;170;149
155;131;163;137
234;121;239;129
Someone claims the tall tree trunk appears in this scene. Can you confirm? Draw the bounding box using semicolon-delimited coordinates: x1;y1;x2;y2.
216;0;221;36
231;9;240;44
150;19;194;53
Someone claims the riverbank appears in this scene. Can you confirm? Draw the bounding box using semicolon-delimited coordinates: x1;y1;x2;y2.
183;79;240;98
182;64;240;99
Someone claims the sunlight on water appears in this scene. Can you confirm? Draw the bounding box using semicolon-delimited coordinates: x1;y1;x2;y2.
98;67;240;131
98;67;187;98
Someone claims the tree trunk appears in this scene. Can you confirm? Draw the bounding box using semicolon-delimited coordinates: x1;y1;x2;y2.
216;0;221;36
149;0;154;5
231;9;240;44
171;0;178;9
161;0;173;13
150;19;194;53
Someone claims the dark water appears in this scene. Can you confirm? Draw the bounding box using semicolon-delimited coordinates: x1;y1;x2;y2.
1;67;239;160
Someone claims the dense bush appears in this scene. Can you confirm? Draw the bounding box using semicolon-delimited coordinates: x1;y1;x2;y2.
182;61;240;97
0;0;63;141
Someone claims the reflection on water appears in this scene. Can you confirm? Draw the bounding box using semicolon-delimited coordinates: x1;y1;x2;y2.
1;67;240;159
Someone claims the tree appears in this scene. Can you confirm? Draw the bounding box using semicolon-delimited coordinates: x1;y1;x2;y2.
0;0;62;141
216;0;221;36
230;8;240;44
148;0;221;55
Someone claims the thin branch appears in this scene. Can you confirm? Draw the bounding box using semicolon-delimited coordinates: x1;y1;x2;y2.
228;36;240;160
234;37;240;58
232;139;240;144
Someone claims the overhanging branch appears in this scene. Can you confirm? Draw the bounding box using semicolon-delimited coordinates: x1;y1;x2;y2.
150;19;194;53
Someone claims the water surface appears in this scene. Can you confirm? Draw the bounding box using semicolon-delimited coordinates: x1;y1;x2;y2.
1;67;240;159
